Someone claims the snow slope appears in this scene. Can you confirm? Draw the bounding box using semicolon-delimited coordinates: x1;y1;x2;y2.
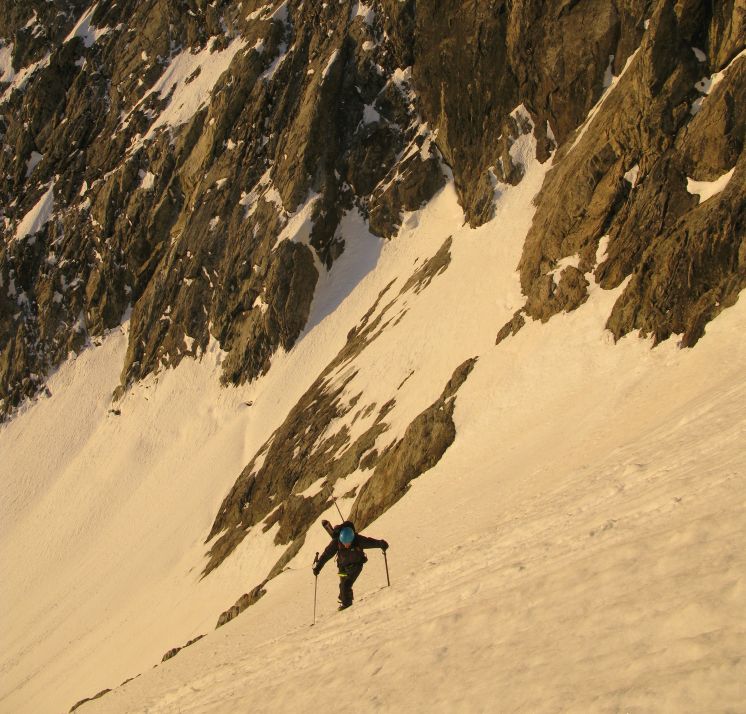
88;307;746;712
2;141;745;714
87;264;746;714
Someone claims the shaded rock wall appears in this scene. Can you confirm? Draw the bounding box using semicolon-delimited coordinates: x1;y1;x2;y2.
515;0;745;346
1;0;445;418
2;0;742;419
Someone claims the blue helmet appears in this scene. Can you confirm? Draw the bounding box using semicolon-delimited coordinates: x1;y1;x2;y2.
339;526;355;545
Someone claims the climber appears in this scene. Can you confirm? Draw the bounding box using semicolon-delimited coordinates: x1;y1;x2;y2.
312;520;388;610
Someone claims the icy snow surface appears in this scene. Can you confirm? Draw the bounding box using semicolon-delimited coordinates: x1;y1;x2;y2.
1;132;745;714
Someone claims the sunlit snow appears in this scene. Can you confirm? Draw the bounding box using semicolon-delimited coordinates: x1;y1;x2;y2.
1;55;745;714
64;3;110;48
686;167;736;203
14;181;55;242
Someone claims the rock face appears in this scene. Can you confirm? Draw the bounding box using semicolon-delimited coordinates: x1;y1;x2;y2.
1;0;448;418
1;0;743;420
515;1;745;346
204;239;461;576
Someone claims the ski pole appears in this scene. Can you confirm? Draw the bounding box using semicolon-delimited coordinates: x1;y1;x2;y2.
332;497;344;521
312;552;319;625
383;549;390;587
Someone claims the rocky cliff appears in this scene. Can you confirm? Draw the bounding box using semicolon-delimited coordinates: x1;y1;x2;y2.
2;0;744;615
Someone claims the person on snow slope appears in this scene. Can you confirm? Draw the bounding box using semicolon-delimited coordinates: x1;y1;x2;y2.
313;521;388;610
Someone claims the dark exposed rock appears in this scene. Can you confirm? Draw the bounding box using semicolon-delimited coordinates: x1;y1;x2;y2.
603;158;745;347
515;0;745;346
349;357;478;529
678;60;745;179
161;634;206;663
495;309;527;345
220;241;319;385
69;688;112;713
399;236;452;295
411;2;519;227
68;673;142;712
369;144;446;238
3;0;742;420
216;584;267;629
524;266;590;323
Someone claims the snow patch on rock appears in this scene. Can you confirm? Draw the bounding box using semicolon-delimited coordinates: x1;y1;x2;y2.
0;41;14;82
0;52;51;104
624;164;640;187
135;36;246;141
25;151;43;178
14;182;55;242
138;170;155;191
686;168;735;204
64;3;110;48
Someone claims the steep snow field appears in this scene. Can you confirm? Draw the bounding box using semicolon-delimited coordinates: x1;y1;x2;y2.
2;150;745;713
85;279;746;714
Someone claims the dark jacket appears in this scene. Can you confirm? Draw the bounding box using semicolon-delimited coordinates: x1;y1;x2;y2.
317;531;386;571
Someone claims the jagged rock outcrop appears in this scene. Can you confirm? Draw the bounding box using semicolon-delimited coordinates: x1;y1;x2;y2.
161;634;205;662
69;687;112;713
204;237;457;575
349;356;477;529
3;0;742;419
215;585;267;629
515;0;745;345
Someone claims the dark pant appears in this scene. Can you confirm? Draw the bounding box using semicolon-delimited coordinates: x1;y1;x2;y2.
338;563;364;606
